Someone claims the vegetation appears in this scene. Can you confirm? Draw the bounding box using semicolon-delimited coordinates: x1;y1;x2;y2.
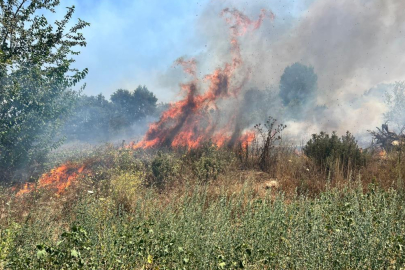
1;1;405;269
303;131;367;178
0;0;89;182
1;143;405;269
279;62;317;118
62;87;163;142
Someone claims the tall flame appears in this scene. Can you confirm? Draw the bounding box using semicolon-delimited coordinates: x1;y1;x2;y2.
134;8;274;149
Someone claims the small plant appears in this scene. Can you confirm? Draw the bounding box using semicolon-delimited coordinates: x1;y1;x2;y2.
110;171;142;211
254;117;286;174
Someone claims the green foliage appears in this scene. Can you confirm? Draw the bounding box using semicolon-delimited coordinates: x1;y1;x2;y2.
110;171;142;212
150;151;181;188
304;131;366;176
0;1;89;181
0;222;20;268
192;145;227;182
62;94;112;142
8;225;94;269
279;62;317;118
110;86;158;130
187;142;234;182
62;86;159;142
3;185;405;269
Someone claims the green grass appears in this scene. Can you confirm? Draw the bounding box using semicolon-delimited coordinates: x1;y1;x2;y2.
1;145;405;269
2;183;405;269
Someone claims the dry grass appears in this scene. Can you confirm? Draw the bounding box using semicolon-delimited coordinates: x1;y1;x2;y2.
1;144;405;268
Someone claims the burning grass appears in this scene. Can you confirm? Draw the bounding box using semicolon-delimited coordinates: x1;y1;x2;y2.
16;162;86;196
1;141;405;269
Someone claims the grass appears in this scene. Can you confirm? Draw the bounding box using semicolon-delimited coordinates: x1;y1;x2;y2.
1;144;405;269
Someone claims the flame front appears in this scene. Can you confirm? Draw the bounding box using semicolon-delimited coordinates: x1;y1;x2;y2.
134;8;273;150
16;163;86;196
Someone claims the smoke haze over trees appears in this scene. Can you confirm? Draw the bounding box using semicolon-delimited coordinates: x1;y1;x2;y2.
62;86;162;142
279;63;317;120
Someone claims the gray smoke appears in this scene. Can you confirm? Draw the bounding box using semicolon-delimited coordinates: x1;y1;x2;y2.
197;0;405;143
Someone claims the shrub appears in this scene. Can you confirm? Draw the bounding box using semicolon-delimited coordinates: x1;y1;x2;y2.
303;131;366;177
254;117;286;174
110;171;142;211
150;152;181;188
188;142;233;182
8;225;93;269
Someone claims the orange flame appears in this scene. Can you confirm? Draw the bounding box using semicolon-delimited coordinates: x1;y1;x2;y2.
239;131;256;147
134;8;273;150
16;163;86;196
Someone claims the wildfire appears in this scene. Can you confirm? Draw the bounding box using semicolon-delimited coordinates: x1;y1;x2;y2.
16;162;86;196
133;8;273;150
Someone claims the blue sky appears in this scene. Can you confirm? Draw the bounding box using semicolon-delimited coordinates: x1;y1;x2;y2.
60;0;208;101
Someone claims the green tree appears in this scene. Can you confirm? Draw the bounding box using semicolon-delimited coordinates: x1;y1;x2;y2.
279;62;317;118
63;94;112;142
0;1;89;181
303;131;366;177
110;86;157;130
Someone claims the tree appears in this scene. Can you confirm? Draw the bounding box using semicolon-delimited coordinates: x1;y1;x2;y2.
0;1;89;181
133;86;158;119
62;94;112;142
279;62;317;118
303;131;366;177
110;86;157;129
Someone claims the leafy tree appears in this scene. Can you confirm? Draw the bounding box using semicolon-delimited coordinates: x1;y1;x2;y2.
279;62;317;118
110;86;157;130
63;94;112;142
0;1;89;181
62;87;159;142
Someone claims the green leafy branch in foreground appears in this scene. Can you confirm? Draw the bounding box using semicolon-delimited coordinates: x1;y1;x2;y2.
0;0;89;182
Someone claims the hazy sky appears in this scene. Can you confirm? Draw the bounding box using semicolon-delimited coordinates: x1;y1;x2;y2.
60;0;313;102
53;0;405;139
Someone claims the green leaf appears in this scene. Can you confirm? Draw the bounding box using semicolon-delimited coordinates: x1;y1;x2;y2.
218;262;226;269
71;248;79;258
37;249;47;259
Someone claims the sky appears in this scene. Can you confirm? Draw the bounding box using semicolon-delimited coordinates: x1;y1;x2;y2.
51;0;405;140
60;0;313;102
59;0;208;102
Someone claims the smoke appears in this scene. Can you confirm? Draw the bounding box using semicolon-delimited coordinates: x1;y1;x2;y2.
192;0;405;143
132;0;405;148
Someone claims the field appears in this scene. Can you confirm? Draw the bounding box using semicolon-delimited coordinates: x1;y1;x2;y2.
2;0;405;269
1;142;405;269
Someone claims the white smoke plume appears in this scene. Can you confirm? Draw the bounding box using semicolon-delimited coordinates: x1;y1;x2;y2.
148;0;405;146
